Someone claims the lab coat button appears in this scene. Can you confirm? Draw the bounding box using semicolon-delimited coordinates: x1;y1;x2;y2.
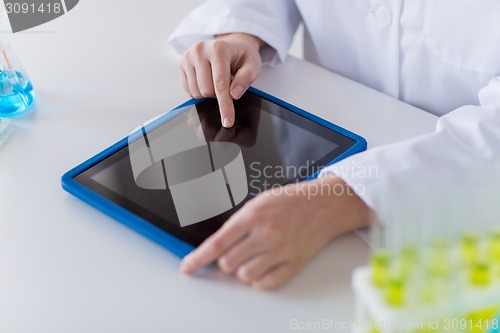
375;7;392;26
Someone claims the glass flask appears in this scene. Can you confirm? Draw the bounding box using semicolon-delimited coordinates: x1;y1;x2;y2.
0;6;34;117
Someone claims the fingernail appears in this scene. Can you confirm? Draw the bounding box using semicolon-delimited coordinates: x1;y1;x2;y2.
223;117;233;128
231;85;244;99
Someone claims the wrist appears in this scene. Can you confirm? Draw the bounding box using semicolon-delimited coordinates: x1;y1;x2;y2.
313;175;372;241
216;33;265;51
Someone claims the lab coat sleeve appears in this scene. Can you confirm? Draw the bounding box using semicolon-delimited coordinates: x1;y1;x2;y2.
319;77;500;223
168;0;301;66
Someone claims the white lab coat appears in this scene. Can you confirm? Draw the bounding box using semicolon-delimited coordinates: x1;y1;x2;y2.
169;0;500;228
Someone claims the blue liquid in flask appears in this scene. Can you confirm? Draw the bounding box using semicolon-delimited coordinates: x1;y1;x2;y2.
0;70;34;116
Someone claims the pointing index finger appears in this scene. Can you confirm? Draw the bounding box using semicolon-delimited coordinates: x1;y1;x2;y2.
180;218;250;274
211;55;235;128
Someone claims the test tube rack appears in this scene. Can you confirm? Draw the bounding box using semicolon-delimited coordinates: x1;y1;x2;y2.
352;229;500;333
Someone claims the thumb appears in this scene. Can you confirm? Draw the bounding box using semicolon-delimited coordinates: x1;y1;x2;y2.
230;59;261;100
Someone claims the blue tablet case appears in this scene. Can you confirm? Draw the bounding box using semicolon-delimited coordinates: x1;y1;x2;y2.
61;87;367;258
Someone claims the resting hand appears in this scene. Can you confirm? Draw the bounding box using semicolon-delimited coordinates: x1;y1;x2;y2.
179;33;264;128
180;176;371;290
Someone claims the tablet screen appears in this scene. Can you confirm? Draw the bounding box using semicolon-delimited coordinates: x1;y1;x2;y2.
74;91;355;246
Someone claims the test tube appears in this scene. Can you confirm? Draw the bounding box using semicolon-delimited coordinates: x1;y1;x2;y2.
458;182;481;268
370;212;390;288
383;180;420;307
369;182;392;289
385;275;405;307
480;172;500;275
420;176;458;308
461;232;480;266
489;229;500;264
470;260;491;287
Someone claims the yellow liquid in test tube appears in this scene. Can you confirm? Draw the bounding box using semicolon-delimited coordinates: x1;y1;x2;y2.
385;275;405;307
400;245;418;277
429;239;451;277
371;250;390;287
470;261;491;287
467;305;499;333
489;230;500;263
461;233;479;265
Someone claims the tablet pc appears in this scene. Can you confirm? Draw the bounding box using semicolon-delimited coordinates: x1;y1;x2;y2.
62;87;367;258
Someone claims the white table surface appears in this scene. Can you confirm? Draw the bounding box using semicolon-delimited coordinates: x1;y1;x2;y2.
0;1;438;332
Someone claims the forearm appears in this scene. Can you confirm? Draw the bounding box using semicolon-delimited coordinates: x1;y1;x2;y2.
305;175;372;243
